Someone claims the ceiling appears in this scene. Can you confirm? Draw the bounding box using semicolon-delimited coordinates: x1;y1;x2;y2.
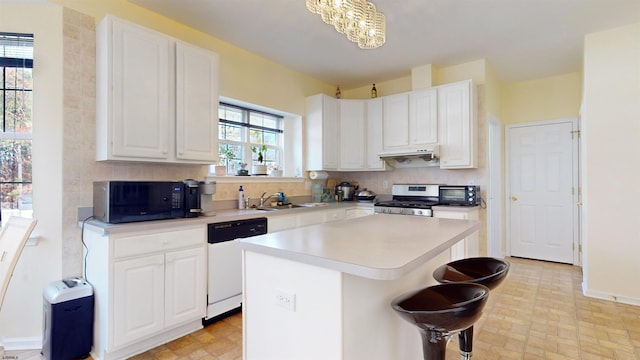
129;0;640;88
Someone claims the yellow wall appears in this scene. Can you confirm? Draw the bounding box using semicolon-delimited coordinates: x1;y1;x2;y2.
50;0;333;116
582;22;640;302
484;62;502;121
501;72;582;123
434;59;487;86
342;59;492;99
342;75;412;99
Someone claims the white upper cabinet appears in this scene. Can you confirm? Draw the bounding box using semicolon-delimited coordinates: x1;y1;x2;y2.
438;80;475;169
96;15;219;164
383;88;438;153
339;100;366;170
366;98;387;170
306;94;339;170
306;95;387;171
306;79;474;171
382;93;410;151
175;41;219;162
409;87;438;146
98;16;171;160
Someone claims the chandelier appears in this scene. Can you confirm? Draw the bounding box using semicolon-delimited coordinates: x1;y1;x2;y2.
306;0;386;49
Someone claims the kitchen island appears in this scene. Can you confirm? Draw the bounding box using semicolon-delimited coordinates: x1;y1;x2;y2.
237;214;481;360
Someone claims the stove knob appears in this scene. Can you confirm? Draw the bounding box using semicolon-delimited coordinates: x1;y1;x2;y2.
416;210;423;215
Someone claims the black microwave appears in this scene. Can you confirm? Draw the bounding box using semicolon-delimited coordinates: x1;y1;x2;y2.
93;181;185;224
439;185;480;206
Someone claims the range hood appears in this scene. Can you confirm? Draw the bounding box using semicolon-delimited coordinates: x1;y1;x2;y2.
378;146;440;168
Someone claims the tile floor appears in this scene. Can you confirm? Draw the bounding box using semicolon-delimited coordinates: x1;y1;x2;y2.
4;257;640;359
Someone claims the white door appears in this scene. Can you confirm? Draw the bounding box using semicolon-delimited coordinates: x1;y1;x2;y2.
507;119;578;264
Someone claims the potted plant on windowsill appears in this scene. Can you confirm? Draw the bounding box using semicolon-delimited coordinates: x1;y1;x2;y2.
216;148;236;176
251;145;268;175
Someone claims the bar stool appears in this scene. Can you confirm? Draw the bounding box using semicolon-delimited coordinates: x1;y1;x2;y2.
433;257;510;359
391;283;490;360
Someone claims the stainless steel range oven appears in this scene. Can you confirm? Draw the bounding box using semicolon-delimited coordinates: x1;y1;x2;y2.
374;184;441;217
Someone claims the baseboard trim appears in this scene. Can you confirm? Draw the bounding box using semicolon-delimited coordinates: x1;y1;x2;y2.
582;282;640;306
0;337;41;351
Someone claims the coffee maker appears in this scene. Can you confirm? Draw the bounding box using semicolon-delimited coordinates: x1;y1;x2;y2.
199;179;217;216
182;179;202;218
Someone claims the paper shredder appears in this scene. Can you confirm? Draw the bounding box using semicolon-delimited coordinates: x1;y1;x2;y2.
42;278;93;360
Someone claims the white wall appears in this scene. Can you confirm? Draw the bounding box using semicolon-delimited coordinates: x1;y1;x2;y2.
582;23;640;304
0;3;64;342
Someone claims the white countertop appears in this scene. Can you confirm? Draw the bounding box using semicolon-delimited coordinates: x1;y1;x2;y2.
236;214;480;280
82;202;373;235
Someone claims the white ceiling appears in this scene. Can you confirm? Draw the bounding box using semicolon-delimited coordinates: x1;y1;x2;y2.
129;0;640;88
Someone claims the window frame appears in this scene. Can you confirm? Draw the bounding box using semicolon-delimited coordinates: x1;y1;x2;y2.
0;32;34;219
216;102;284;176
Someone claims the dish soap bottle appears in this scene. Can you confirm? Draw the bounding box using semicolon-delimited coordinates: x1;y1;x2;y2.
238;185;245;209
371;83;377;98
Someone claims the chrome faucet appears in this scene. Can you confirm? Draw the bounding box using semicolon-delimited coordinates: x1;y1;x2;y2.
260;192;277;207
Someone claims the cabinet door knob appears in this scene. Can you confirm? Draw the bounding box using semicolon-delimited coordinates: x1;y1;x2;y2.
511;196;518;201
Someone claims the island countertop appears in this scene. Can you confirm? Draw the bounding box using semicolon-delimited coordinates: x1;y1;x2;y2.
237;213;480;280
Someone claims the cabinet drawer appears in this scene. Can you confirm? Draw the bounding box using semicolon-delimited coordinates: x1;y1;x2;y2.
114;226;205;258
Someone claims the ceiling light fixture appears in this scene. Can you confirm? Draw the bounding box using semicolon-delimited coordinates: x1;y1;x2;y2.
306;0;386;49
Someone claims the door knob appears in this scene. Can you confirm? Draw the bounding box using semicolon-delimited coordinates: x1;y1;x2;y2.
511;196;518;201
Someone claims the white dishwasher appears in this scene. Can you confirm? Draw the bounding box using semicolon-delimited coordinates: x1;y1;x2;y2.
205;217;267;324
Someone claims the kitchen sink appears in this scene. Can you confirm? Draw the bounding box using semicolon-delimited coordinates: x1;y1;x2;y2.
254;204;303;211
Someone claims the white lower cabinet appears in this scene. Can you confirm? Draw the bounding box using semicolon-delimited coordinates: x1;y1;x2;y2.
322;208;346;222
267;214;298;233
267;207;368;233
433;207;480;261
84;225;206;360
345;207;374;219
113;254;165;347
165;247;207;326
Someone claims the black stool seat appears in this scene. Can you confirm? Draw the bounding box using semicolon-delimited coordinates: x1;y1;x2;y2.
432;257;510;359
433;257;510;290
391;283;489;360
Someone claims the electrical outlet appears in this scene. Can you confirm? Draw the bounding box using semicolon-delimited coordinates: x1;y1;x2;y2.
382;180;389;189
275;289;296;311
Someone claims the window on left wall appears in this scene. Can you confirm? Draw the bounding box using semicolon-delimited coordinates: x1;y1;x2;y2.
0;33;33;222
